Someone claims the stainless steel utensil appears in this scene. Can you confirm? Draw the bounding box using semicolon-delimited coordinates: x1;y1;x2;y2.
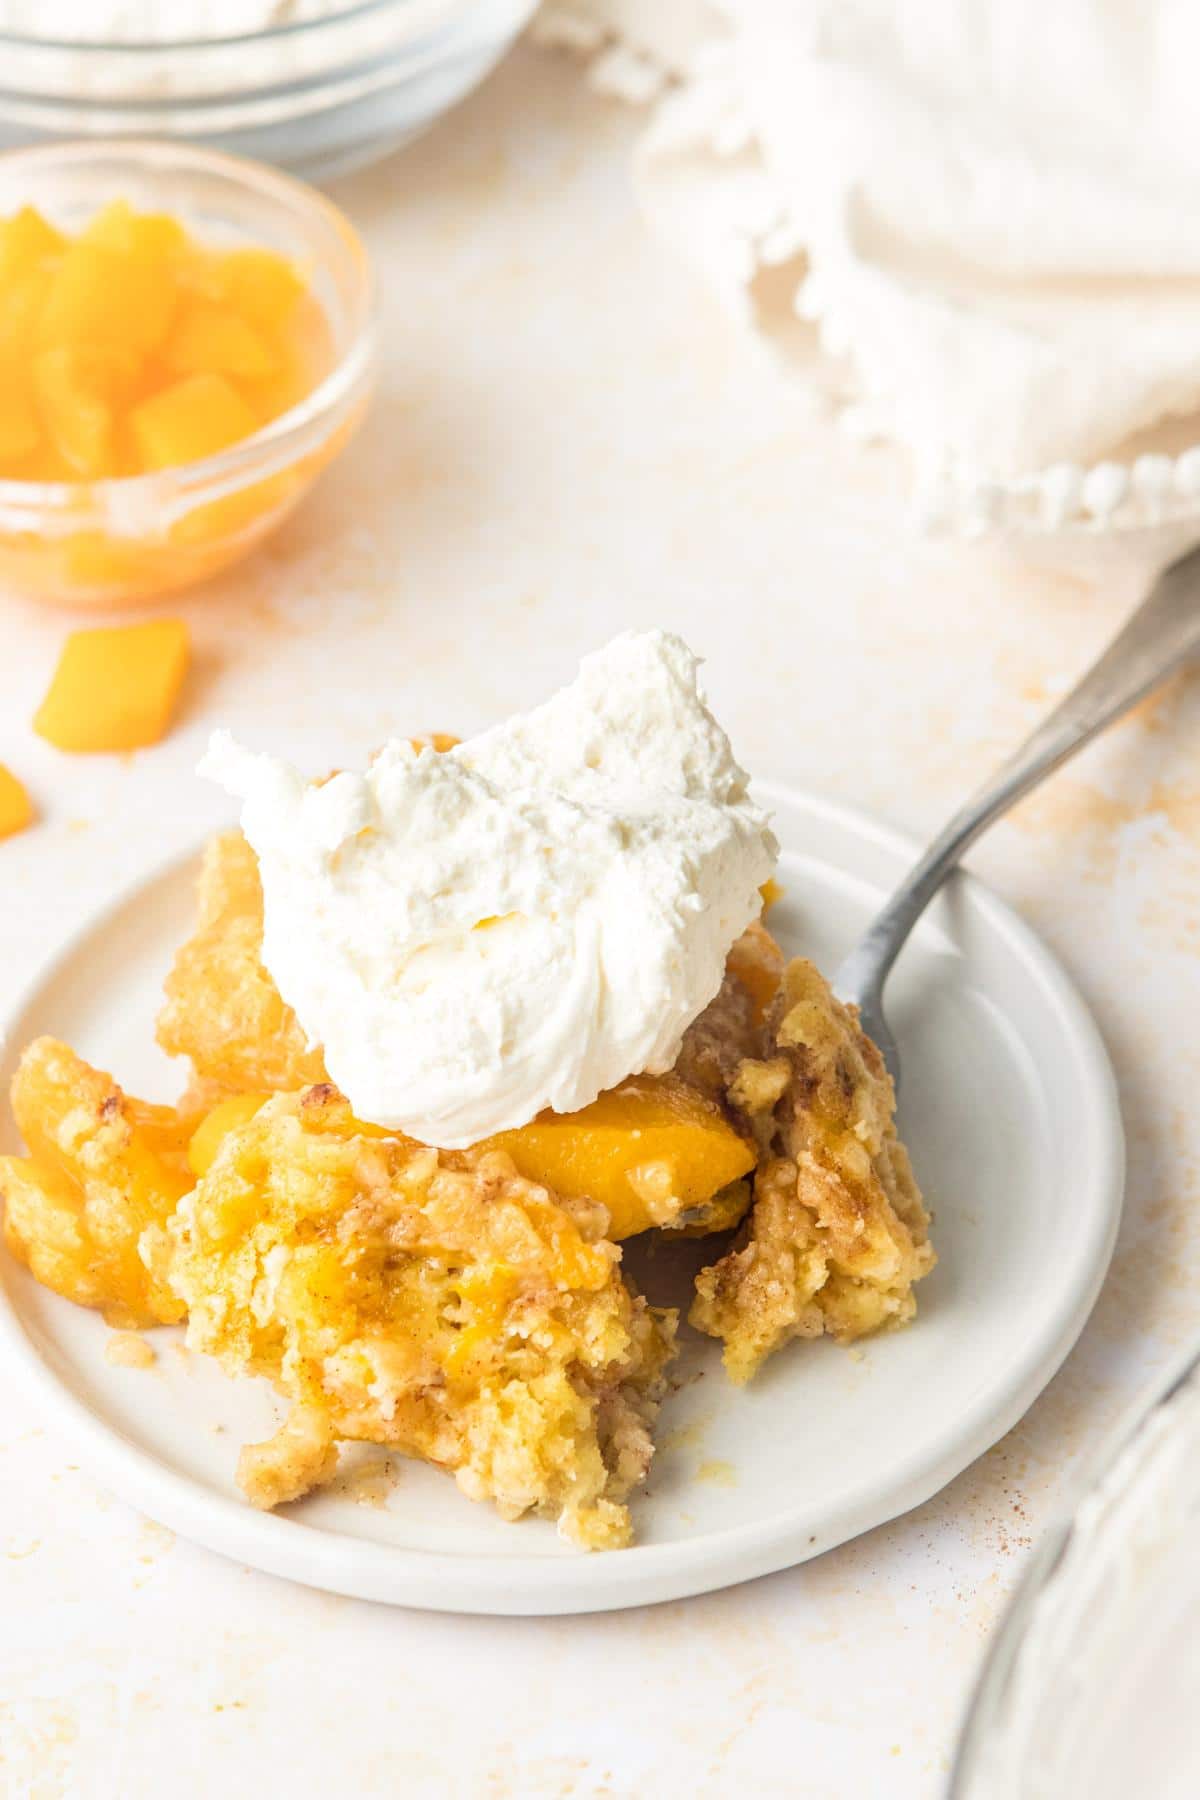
836;545;1200;1080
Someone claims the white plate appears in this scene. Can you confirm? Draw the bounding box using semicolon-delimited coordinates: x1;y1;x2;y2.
0;787;1123;1615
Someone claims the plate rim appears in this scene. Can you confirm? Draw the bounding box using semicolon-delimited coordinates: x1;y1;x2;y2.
0;787;1125;1615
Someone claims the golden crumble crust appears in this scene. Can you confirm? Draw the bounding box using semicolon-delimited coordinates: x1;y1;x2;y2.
1;807;934;1551
156;831;327;1096
691;958;935;1380
674;919;783;1111
0;1036;193;1327
156;1084;677;1548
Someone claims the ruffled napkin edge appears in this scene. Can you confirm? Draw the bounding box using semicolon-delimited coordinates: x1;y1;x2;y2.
531;2;1200;543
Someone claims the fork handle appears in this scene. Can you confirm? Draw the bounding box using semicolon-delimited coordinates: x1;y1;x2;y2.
837;543;1200;1007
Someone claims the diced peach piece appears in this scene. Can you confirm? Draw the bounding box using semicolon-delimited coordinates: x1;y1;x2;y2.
33;346;139;476
38;242;176;357
82;199;187;264
213;247;306;332
236;365;307;429
0;1037;191;1325
236;291;334;424
34;618;190;753
164;299;277;380
5;443;71;483
188;1093;267;1178
175;246;228;300
55;531;151;592
0;764;33;838
187;1070;753;1244
192;1094;402;1180
0;207;64;279
480;1073;756;1239
0;267;51;360
0;373;41;463
130;372;258;470
165;472;291;550
0;201;333;584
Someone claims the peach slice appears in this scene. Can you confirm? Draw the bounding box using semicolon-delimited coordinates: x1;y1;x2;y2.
0;207;64;281
81;199;187;264
164;300;278;382
38;241;176;357
0;764;33;839
130;372;259;470
0;372;40;461
191;1071;754;1243
0;1037;192;1325
187;1092;268;1177
480;1074;756;1239
32;345;139;476
209;247;306;333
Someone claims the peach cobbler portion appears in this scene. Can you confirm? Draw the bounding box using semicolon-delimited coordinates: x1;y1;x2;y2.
153;1085;674;1548
2;1037;192;1329
692;958;935;1381
0;831;934;1549
158;830;324;1099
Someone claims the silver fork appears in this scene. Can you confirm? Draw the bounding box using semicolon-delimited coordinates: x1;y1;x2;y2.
835;544;1200;1083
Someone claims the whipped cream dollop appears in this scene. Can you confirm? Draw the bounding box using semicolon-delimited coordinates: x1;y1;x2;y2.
200;630;777;1148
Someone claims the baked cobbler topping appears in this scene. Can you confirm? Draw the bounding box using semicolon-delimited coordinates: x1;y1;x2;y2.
0;645;935;1550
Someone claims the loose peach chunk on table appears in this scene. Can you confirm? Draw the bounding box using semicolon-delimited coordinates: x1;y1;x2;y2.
0;765;33;838
34;618;190;752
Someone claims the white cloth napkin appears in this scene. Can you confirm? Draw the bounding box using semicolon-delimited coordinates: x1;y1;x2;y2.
540;0;1200;517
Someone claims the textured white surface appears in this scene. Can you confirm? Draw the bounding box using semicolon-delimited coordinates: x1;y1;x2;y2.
0;43;1197;1798
553;0;1200;535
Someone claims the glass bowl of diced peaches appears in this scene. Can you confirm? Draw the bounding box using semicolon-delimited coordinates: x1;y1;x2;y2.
0;139;375;608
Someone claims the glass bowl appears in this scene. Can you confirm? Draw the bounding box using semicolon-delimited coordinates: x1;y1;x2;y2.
0;0;538;181
949;1337;1200;1800
0;139;376;609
